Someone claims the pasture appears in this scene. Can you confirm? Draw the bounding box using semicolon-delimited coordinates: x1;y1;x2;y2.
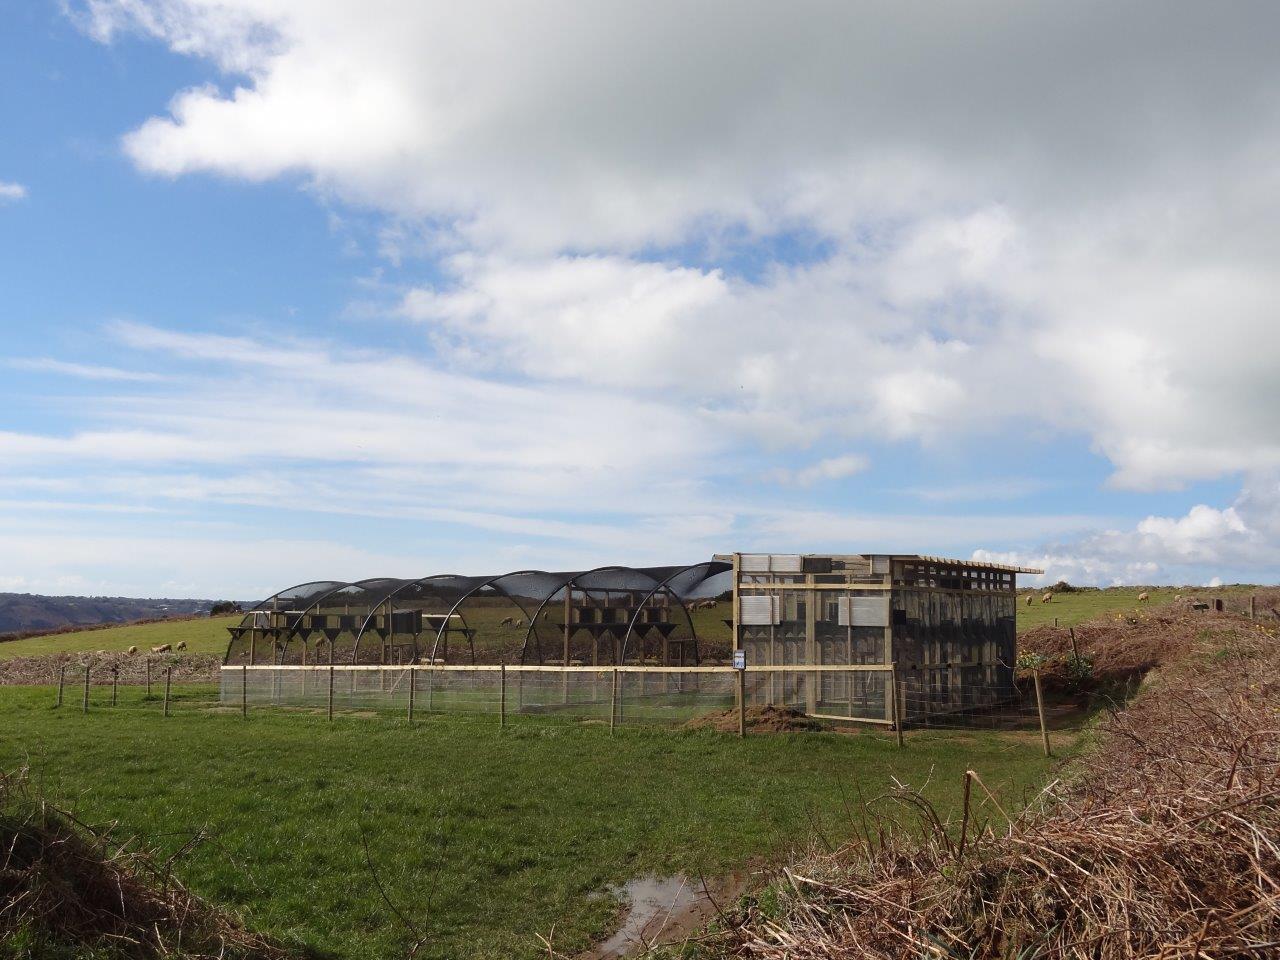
2;684;1062;959
0;615;239;660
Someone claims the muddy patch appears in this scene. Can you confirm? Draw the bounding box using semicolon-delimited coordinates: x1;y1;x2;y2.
586;874;740;958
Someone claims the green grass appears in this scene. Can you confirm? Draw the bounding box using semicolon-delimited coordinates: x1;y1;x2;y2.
2;685;1063;959
1015;587;1185;631
0;616;238;659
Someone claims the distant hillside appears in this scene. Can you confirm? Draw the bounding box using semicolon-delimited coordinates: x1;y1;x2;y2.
0;593;234;636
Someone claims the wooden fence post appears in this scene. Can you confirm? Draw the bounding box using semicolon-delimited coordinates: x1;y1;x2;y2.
1033;670;1050;757
82;663;91;714
737;667;746;739
1250;594;1257;620
164;667;172;718
499;663;506;730
56;663;66;708
242;664;248;718
327;665;335;721
891;665;904;749
610;668;618;735
145;658;152;697
112;668;118;707
408;666;416;725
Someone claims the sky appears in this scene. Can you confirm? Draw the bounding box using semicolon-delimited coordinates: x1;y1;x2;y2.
1;1;1279;600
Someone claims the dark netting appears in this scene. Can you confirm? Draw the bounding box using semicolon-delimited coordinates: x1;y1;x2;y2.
223;562;731;667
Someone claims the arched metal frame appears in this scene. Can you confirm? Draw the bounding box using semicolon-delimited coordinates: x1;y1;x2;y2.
227;562;733;667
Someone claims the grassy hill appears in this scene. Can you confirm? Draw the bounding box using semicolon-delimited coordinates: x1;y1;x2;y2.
0;616;238;660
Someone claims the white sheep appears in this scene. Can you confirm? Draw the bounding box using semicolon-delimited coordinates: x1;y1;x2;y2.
1041;592;1054;604
1137;591;1149;603
127;645;138;654
151;643;171;653
175;640;187;651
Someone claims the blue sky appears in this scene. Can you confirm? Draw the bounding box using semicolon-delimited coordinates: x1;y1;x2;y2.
1;2;1278;599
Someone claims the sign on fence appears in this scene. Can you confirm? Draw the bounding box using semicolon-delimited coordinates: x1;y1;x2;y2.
733;650;746;670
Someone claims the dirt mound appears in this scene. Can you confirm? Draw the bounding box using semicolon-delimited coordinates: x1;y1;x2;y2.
686;704;825;734
0;653;220;686
0;768;289;958
711;614;1280;958
1018;608;1253;692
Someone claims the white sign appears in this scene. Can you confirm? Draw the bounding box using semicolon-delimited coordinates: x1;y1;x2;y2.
733;650;746;670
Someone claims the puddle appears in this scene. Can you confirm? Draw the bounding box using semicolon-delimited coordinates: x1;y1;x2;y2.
588;873;739;958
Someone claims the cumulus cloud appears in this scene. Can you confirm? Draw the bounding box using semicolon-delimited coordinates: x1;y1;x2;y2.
0;181;27;201
45;1;1280;587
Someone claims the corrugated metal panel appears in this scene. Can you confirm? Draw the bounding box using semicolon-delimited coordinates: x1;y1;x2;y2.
740;554;771;572
837;597;850;626
740;595;778;625
770;554;803;572
870;555;890;575
851;596;890;627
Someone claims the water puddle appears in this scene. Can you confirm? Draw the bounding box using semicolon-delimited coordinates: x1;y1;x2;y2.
588;873;737;958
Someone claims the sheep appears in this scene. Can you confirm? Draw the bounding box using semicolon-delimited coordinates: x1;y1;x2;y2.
175;640;187;651
151;643;171;654
1041;592;1053;604
1025;594;1033;607
514;618;525;628
126;645;138;654
500;616;515;627
1137;591;1149;603
542;611;550;621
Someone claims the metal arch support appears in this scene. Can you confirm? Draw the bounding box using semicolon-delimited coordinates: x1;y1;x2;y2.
223;579;347;665
619;563;713;666
427;570;549;666
277;577;393;662
517;565;641;664
351;573;466;660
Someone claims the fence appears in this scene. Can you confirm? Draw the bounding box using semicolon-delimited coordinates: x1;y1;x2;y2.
218;664;907;727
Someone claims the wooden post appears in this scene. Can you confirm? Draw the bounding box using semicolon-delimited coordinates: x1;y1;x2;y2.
892;666;904;749
82;663;90;714
737;666;746;738
1068;626;1080;663
1033;670;1050;757
163;667;172;718
1054;616;1058;628
610;667;618;734
145;658;152;697
328;665;335;721
112;668;118;706
500;663;507;730
1250;594;1257;620
408;666;416;725
241;664;248;718
56;663;66;708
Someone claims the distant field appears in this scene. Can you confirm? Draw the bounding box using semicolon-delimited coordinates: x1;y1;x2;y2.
0;684;1062;959
0;615;238;659
1015;584;1263;632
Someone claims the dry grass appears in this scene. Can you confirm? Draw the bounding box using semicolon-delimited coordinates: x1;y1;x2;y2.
703;615;1280;958
0;768;291;958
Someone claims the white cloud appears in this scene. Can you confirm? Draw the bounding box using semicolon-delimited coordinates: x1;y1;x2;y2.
0;181;27;201
8;357;167;381
767;455;868;488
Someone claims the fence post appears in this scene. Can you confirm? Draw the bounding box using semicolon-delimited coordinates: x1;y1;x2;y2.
146;658;152;697
1033;669;1050;757
891;665;904;749
737;667;746;739
82;663;91;714
164;667;172;718
328;665;335;721
610;668;618;735
56;663;66;708
112;667;118;706
499;663;506;730
1250;594;1257;620
408;666;416;725
242;664;248;718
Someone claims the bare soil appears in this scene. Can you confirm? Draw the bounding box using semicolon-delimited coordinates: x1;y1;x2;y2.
0;652;220;686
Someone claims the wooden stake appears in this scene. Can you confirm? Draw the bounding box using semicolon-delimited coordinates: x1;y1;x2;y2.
112;668;118;706
1069;626;1080;663
82;663;90;714
736;666;746;739
327;664;334;721
610;667;618;734
891;666;904;749
1033;669;1050;757
163;667;172;718
241;664;248;718
408;666;416;725
499;663;506;730
1250;594;1257;620
56;663;66;708
145;658;152;697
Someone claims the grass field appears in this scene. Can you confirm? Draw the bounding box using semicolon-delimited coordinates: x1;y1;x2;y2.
0;615;239;659
3;684;1062;959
